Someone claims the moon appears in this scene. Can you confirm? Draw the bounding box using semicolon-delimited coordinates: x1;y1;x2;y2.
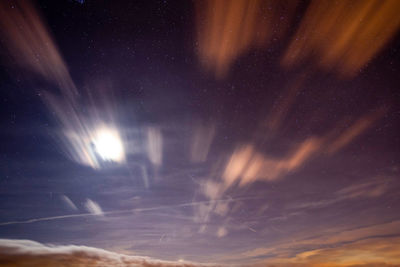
92;127;124;163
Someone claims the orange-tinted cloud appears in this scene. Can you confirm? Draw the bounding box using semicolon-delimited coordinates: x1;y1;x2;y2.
196;0;400;79
282;0;400;77
237;220;400;267
264;73;307;133
195;0;298;78
222;137;323;187
264;236;400;267
221;106;385;188
326;108;386;154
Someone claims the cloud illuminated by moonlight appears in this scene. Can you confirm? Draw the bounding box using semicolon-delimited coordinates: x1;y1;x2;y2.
0;239;221;267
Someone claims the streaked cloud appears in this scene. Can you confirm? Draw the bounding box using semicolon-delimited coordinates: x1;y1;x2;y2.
222;137;323;186
0;0;77;96
291;178;390;210
146;126;163;167
60;195;78;211
282;0;400;77
0;197;253;226
190;122;215;163
84;199;103;216
335;179;389;199
221;107;385;189
195;0;298;78
195;0;400;79
326;108;386;154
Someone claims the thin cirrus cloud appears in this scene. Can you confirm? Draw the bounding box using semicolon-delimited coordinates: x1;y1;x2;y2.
84;199;104;216
60;195;78;211
289;178;391;210
0;239;220;267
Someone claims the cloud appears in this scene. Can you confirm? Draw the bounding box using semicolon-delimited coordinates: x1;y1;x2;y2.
335;179;389;199
0;197;254;226
216;227;228;238
190;122;215;163
0;239;219;267
0;0;77;95
290;178;390;210
214;202;230;217
60;195;78;211
221;107;386;190
195;0;400;79
326;109;386;154
146;127;163;167
237;220;400;266
195;0;298;78
84;199;104;216
262;236;400;267
282;0;400;77
222;137;323;186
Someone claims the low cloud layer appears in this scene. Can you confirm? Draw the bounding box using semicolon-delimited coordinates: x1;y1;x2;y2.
0;239;219;267
235;220;400;267
256;235;400;267
2;237;398;267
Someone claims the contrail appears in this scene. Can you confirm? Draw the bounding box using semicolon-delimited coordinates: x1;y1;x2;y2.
0;196;260;226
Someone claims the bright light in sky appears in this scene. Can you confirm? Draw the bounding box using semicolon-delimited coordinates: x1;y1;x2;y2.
93;128;124;162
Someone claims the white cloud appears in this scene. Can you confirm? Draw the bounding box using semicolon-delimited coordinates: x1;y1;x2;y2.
60;195;78;211
84;199;103;216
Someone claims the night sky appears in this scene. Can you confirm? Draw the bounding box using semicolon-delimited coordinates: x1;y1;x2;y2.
0;0;400;266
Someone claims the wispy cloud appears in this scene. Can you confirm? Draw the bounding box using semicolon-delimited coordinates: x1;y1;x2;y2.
195;0;298;78
0;197;258;226
282;0;400;77
222;137;323;186
220;108;386;189
326;108;387;154
84;199;104;216
60;195;78;211
146;126;163;167
195;0;400;78
0;0;77;95
290;178;390;210
190;122;215;163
